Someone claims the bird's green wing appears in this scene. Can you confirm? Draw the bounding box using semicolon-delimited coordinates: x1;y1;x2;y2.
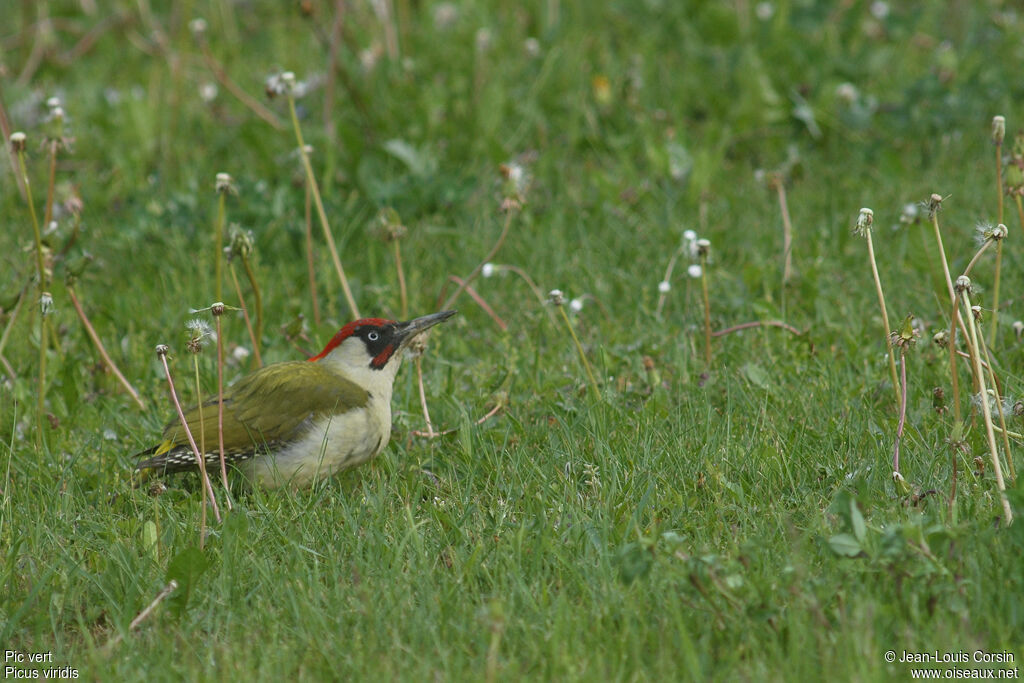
157;361;369;454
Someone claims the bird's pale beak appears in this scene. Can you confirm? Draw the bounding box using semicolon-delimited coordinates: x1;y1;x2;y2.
395;310;457;347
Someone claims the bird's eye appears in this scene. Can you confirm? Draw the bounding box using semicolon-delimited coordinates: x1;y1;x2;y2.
367;331;380;341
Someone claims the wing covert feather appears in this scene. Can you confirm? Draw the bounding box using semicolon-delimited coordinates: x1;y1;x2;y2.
161;361;369;450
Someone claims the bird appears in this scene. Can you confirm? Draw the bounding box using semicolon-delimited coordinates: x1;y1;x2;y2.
135;310;456;489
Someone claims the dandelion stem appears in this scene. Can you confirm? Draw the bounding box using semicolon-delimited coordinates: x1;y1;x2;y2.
443;211;514;311
212;310;233;509
893;347;907;473
773;178;793;286
157;348;221;527
948;303;963;425
393;240;408;320
195;36;285;130
104;579;178;649
977;322;1016;482
66;283;146;409
44;139;57;228
414;356;434;437
214;191;225;305
441;275;507;331
304;182;321;326
992;134;1005;346
287;93;360;319
191;354;209;535
558;305;601;400
863;229;900;409
700;254;712;368
959;290;1012;524
712;320;803;338
990;240;1003;346
655;241;687;317
15;144;49;446
931;204;956;302
411;401;504;438
962;238;994;277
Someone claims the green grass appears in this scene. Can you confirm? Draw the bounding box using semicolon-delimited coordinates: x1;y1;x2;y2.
2;0;1023;679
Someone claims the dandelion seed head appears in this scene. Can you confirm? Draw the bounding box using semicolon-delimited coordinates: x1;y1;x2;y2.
215;172;235;194
854;207;874;236
570;298;584;312
548;289;565;306
687;264;703;279
39;292;54;316
482;263;495;278
658;280;671;293
993;115;1006;145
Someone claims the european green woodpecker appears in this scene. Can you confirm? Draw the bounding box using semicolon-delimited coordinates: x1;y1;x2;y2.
135;310;456;488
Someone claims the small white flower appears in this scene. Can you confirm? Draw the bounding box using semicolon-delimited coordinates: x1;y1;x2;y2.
658;280;671;293
569;298;584;312
46;96;62;110
189;18;207;35
870;1;889;20
755;2;774;20
482;263;495;278
899;203;919;224
683;229;697;241
103;428;118;441
233;346;251;362
199;82;218;102
687;264;702;279
835;82;859;103
524;37;541;58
